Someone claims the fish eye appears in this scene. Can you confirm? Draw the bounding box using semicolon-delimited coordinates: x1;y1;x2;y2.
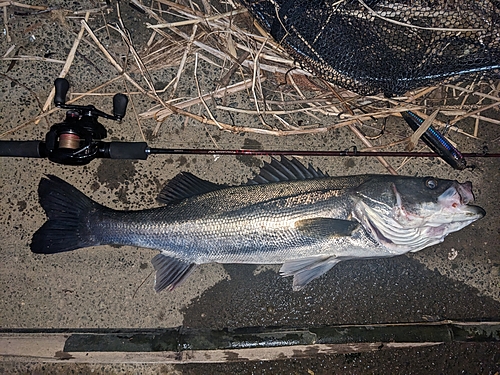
425;178;438;189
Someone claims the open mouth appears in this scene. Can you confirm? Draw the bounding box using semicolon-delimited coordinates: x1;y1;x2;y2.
438;183;485;219
456;181;474;204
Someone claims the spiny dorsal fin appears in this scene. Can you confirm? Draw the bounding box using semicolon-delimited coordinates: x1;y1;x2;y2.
158;157;327;203
158;172;226;205
247;157;329;185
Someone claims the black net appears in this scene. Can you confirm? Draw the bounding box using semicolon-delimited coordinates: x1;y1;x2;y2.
239;0;500;96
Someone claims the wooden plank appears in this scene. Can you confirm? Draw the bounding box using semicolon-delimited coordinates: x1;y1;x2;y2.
1;321;498;363
1;334;67;360
0;334;442;364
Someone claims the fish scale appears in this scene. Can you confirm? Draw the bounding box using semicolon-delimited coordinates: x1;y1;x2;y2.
31;157;485;292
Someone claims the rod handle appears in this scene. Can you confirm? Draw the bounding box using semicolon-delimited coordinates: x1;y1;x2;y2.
103;142;149;160
0;141;45;158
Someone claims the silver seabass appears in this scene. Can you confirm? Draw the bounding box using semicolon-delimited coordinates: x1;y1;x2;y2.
31;158;485;292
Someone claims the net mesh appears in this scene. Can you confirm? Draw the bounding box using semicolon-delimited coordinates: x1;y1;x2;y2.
240;0;500;96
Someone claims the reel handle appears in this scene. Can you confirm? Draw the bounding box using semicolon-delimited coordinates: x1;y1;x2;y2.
54;78;70;106
113;94;128;121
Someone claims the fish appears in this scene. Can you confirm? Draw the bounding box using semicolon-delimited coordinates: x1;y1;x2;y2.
30;157;485;292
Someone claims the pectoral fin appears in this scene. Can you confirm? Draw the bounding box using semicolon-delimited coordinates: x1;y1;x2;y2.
280;256;343;291
295;218;359;238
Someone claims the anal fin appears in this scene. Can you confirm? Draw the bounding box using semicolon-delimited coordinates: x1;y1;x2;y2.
280;256;343;291
151;253;196;292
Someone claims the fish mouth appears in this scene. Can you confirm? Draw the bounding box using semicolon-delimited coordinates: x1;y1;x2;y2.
456;181;474;204
357;181;485;254
437;182;486;219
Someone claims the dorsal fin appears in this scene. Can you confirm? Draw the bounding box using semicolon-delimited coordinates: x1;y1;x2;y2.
247;157;329;185
158;157;328;204
157;172;226;204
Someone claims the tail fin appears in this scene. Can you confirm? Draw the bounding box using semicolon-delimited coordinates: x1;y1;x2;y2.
31;175;101;254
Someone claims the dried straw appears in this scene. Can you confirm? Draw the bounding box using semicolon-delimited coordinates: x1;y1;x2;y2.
1;0;498;174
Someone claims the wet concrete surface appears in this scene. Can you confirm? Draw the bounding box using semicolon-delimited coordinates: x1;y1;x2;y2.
1;0;499;373
183;258;500;330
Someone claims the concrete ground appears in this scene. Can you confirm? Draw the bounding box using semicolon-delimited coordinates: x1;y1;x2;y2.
0;0;499;373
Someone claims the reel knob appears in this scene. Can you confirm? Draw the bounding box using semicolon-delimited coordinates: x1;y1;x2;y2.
54;78;70;106
113;93;128;121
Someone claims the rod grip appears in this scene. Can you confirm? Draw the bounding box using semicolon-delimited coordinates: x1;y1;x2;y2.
105;142;149;160
0;141;45;158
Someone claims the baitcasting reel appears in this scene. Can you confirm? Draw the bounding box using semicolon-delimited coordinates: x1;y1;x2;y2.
45;78;128;165
0;78;154;165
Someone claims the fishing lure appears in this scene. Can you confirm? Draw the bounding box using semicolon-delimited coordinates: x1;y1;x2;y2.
402;111;467;170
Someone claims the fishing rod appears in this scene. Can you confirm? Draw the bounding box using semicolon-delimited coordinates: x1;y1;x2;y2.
0;79;498;167
2;141;497;160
